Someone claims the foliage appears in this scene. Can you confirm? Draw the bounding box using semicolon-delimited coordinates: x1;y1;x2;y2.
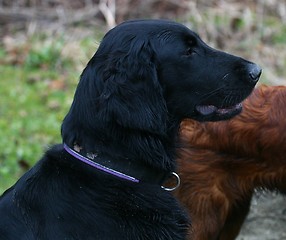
0;35;98;193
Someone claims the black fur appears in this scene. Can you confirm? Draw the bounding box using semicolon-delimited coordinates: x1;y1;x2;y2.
0;19;260;239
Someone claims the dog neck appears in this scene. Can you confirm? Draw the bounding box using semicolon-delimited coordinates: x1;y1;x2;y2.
63;143;174;187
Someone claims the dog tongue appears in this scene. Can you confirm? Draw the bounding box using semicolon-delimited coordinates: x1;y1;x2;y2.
196;103;243;116
196;105;217;115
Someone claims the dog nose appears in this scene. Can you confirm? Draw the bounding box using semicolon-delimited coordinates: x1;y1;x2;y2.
248;64;262;83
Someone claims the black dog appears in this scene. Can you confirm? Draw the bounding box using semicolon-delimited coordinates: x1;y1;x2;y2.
0;20;261;239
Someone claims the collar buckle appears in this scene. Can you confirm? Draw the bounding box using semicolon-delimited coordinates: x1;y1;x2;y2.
161;172;181;191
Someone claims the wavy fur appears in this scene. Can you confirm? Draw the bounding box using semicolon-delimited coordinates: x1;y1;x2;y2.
175;85;286;240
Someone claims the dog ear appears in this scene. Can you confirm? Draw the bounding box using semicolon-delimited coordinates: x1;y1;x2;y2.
100;38;167;132
62;37;167;147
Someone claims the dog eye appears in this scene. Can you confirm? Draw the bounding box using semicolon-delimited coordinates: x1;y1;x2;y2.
186;46;197;56
185;39;197;56
186;47;194;55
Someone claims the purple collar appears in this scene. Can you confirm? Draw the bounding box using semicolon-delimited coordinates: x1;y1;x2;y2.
63;143;180;191
63;143;139;183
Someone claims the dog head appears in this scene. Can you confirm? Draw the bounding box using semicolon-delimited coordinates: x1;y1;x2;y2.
62;20;261;149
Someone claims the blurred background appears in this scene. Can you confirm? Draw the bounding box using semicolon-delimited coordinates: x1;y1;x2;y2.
0;0;286;239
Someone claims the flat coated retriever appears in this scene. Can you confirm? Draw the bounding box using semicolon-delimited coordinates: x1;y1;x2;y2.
176;84;286;240
0;19;261;240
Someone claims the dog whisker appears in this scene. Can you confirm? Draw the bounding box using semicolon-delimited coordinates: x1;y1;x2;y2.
198;86;225;101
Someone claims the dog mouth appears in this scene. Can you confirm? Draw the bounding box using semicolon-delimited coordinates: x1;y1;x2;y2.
195;102;242;118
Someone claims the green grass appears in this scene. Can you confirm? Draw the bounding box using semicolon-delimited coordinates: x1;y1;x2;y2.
0;34;98;193
0;66;74;192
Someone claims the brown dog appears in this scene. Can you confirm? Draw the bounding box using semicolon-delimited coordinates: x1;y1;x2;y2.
175;85;286;240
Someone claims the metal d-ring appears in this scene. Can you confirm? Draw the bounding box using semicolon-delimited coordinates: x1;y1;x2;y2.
161;172;181;192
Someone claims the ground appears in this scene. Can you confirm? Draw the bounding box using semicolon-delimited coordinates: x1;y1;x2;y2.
238;192;286;240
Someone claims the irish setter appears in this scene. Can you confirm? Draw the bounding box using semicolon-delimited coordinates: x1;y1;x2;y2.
175;84;286;240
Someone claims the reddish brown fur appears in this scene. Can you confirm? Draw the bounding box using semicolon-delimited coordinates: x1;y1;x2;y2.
174;85;286;240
